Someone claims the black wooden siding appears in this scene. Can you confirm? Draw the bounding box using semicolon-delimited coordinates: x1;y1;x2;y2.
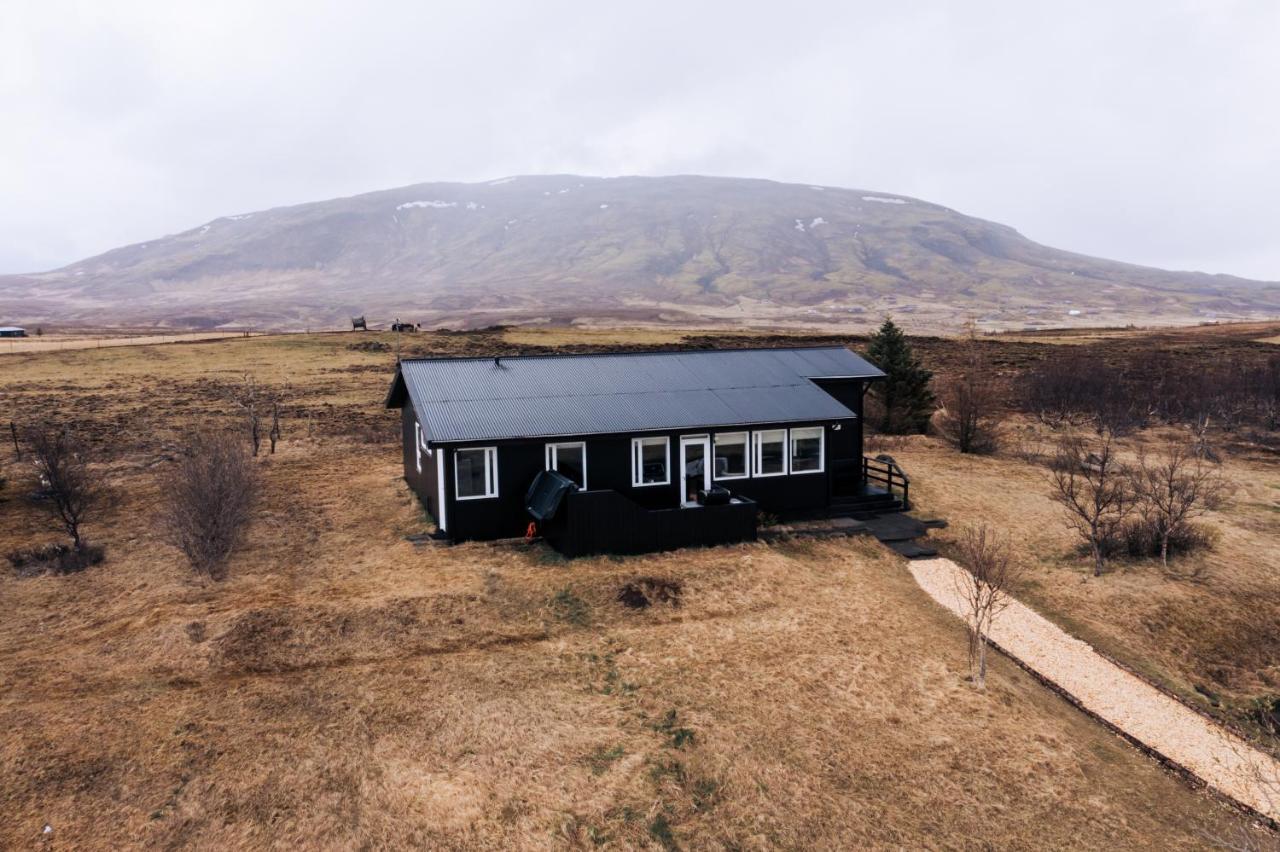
404;386;864;543
543;490;758;557
400;400;442;526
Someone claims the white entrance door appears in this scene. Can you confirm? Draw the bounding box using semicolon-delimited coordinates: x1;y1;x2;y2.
679;435;711;507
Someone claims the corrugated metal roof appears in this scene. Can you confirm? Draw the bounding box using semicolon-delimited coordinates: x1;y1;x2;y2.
392;346;884;444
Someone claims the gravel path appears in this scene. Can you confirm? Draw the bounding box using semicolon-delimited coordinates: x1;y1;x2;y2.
910;557;1280;822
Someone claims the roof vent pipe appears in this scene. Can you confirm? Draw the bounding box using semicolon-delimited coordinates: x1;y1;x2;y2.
494;356;501;368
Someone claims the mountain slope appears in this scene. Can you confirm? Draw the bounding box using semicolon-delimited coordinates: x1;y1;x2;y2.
3;174;1276;329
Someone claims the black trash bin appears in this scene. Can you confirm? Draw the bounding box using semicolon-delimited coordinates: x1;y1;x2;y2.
525;469;578;522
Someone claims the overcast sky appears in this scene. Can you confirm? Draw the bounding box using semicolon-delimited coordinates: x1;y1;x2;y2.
2;0;1277;279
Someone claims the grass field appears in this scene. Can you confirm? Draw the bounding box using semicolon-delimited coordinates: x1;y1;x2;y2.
0;327;1274;848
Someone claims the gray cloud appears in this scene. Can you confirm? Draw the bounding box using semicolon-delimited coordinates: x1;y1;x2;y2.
2;0;1277;279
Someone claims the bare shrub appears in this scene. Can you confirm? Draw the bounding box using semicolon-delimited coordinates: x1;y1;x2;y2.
1130;440;1227;569
1024;349;1101;427
25;424;101;550
1024;351;1142;434
159;432;257;580
7;542;105;577
935;330;1002;454
951;524;1021;689
1049;431;1133;577
1112;517;1218;565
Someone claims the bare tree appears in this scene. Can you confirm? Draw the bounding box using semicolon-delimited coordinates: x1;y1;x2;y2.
234;375;287;456
234;374;263;456
951;524;1021;689
1049;431;1133;577
26;424;100;550
935;323;1002;454
268;401;281;454
159;431;257;580
1131;440;1227;569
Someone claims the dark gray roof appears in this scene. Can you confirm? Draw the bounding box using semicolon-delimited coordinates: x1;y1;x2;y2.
388;346;884;444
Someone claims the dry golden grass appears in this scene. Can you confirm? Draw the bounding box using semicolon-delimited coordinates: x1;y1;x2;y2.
0;329;1268;849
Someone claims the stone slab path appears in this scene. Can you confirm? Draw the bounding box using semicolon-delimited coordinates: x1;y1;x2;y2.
909;557;1280;823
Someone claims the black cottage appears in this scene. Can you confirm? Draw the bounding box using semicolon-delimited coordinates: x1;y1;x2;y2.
385;346;907;556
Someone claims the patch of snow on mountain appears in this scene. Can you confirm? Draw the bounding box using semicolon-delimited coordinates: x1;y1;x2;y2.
488;177;517;186
228;214;253;221
557;188;570;194
810;217;827;227
465;201;479;210
794;219;805;231
398;200;456;210
199;225;211;235
1067;309;1082;316
599;204;609;209
862;196;907;205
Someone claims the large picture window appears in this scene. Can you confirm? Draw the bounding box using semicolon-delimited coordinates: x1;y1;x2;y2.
545;441;587;489
753;429;788;477
631;436;670;486
713;432;748;480
455;446;498;499
790;426;824;473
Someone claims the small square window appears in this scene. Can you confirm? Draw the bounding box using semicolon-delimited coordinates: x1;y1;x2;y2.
455;447;498;499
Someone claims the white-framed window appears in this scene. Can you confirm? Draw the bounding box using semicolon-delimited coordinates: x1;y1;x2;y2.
414;421;432;473
790;426;824;474
713;432;749;480
545;441;587;489
752;429;788;477
455;446;498;499
631;436;670;486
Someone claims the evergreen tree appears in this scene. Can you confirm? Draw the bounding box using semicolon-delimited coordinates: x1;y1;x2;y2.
865;317;936;434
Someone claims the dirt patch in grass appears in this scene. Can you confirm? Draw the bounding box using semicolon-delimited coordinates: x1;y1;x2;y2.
617;576;683;609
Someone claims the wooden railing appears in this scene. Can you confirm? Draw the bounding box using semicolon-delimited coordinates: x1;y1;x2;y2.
862;455;910;508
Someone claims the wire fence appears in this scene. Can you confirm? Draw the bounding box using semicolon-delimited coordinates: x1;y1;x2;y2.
1;331;264;355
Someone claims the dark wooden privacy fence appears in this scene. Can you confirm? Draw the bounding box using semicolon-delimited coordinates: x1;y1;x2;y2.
863;456;910;508
543;489;758;557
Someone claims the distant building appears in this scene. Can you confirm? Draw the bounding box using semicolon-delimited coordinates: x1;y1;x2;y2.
0;326;26;338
